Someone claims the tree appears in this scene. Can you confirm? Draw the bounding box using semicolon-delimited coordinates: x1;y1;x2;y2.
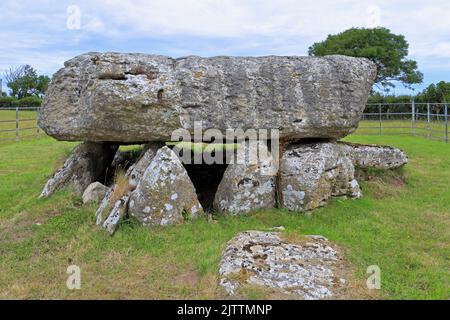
308;27;423;91
416;81;450;103
4;65;50;98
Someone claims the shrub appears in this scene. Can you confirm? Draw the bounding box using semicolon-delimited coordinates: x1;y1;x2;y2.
0;96;18;108
0;96;42;108
16;96;42;108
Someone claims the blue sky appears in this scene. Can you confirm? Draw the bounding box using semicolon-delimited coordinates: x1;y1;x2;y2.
1;0;449;95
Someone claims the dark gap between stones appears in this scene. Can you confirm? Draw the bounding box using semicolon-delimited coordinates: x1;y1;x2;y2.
183;162;228;211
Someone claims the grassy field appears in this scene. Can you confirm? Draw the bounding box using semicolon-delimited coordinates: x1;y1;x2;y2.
355;119;448;141
0;135;449;299
0;110;40;142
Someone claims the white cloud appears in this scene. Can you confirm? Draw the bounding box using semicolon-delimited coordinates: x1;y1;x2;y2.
0;0;450;94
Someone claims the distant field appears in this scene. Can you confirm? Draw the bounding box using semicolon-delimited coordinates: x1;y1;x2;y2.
355;120;448;141
0;109;41;142
0;135;449;299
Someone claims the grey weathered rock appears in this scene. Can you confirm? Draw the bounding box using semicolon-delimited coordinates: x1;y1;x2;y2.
102;194;129;235
39;52;376;143
40;142;118;198
341;142;408;169
128;146;203;226
219;231;349;299
214;141;276;214
95;188;113;225
94;142;164;231
126;142;165;188
82;181;109;204
278;142;361;212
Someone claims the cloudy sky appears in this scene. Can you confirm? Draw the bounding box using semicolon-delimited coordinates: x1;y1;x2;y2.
1;0;449;95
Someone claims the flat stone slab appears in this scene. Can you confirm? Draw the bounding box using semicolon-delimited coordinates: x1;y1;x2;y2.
219;231;350;299
39;52;376;142
341;142;408;169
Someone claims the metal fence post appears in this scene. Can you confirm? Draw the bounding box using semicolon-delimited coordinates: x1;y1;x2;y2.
445;103;448;144
412;100;415;135
379;103;382;135
15;107;19;142
427;103;431;138
36;107;40;139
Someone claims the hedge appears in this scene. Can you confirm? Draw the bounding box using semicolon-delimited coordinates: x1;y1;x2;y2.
0;96;42;108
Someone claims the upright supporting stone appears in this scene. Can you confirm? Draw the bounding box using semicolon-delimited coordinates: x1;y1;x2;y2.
214;141;277;214
278;142;361;212
40;142;118;198
126;142;165;188
128;146;203;226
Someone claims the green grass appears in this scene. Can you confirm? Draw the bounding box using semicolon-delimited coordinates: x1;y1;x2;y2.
0;135;449;299
355;120;448;141
0;110;41;142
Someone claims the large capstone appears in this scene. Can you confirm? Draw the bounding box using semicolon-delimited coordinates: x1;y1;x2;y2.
40;142;118;198
128;146;203;226
219;231;350;299
213;141;277;214
39;52;376;143
278;142;361;212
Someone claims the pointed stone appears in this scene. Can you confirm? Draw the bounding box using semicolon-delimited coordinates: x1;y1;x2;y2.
95;189;113;225
102;195;129;235
128;146;203;226
126;142;165;188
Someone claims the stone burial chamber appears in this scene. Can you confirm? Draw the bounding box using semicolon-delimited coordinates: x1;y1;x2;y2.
38;52;408;235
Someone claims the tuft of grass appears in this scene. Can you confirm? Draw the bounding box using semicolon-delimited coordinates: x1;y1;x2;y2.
109;170;133;205
356;167;407;199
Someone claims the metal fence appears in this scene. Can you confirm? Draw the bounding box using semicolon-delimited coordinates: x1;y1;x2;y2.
356;102;449;143
0;102;449;143
0;107;42;142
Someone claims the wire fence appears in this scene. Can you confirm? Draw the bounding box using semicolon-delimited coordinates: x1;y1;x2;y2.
355;102;449;143
0;107;42;142
0;102;449;143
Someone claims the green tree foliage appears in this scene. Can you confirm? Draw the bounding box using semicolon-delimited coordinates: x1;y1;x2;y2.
367;93;413;104
415;81;450;103
4;65;50;99
367;81;450;105
308;27;423;91
0;96;42;108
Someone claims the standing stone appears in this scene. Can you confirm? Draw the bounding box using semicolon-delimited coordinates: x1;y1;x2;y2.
278;142;361;212
102;195;129;235
128;146;203;226
341;142;408;169
82;182;109;204
40;142;118;198
214;141;276;214
95;188;113;225
39;52;377;143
